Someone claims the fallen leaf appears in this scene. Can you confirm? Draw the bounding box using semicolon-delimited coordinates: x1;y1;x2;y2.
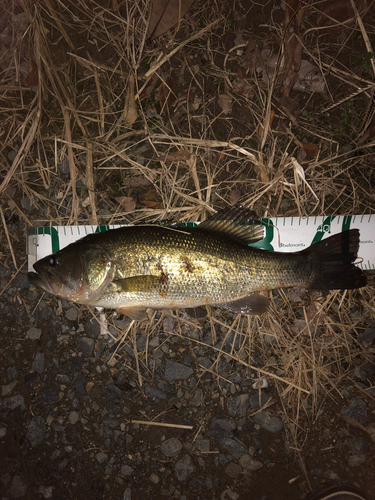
163;150;191;161
218;94;232;115
139;200;162;209
302;143;319;157
115;196;137;212
147;0;195;40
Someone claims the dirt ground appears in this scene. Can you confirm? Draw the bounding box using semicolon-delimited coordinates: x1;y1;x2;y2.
1;0;375;499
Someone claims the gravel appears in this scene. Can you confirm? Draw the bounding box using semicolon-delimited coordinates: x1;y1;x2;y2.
1;275;374;499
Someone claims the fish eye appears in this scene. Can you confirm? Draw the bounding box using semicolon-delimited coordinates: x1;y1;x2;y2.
49;256;59;266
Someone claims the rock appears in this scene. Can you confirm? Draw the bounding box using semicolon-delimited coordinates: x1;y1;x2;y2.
96;452;108;464
27;416;46;447
227;394;249;418
165;359;193;381
28;327;42;340
69;411;79;425
77;337;94;357
195;438;210;452
75;373;86;394
9;475;27;498
144;386;166;400
40;387;59;404
239;454;263;471
174;455;196;481
32;352;45;374
2;380;17;396
208;418;236;439
347;454;366;467
65;307;78;321
346;437;369;454
225;462;242;478
161;438;183;458
84;318;100;339
102;385;121;401
191;388;204;406
219;436;248;458
254;411;283;433
250;391;270;410
121;465;134;476
341;398;367;425
150;473;159;484
3;395;25;410
163;316;175;333
359;327;375;344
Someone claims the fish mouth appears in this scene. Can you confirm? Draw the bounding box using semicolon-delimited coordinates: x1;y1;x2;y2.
28;270;60;295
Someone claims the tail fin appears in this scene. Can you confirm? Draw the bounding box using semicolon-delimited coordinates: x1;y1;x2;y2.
302;229;367;290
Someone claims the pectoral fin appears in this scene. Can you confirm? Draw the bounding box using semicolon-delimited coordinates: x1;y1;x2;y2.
116;307;148;321
114;275;161;293
217;294;269;315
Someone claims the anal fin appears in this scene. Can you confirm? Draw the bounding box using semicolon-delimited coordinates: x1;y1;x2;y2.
216;294;269;315
116;307;148;321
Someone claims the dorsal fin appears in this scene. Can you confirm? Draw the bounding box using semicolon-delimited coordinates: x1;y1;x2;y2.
197;206;265;245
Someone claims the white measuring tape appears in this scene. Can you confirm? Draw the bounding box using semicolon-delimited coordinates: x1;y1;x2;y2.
27;214;375;272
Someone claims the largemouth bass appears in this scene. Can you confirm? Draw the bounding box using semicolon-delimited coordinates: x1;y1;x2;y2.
28;206;367;320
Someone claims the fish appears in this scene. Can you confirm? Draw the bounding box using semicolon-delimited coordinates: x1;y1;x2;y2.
28;206;367;321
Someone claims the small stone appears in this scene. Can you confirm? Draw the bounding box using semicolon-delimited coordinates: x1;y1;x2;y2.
227;394;250;418
121;465;134;476
253;411;283;433
174;455;196;481
195;438;210;452
75;373;86;394
3;395;25;410
150;474;160;484
341;398;367;425
346;437;369;454
7;366;18;381
239;454;263;471
161;438;182;458
84;318;100;339
28;327;42;340
27;416;46;447
225;462;242;478
9;475;27;498
219;436;248;458
165;359;193;381
144;386;166;400
208;418;236;439
69;411;79;425
191;388;204;406
40;387;59;404
163;316;175;333
65;307;78;321
96;452;108;464
77;337;94;357
347;454;366;467
102;385;121;401
2;380;17;396
250;392;270;410
32;352;45;374
359;327;375;344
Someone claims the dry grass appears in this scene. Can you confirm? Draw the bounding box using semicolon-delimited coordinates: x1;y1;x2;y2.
1;0;374;454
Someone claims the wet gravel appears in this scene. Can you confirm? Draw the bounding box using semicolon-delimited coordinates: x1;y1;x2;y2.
1;265;375;500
